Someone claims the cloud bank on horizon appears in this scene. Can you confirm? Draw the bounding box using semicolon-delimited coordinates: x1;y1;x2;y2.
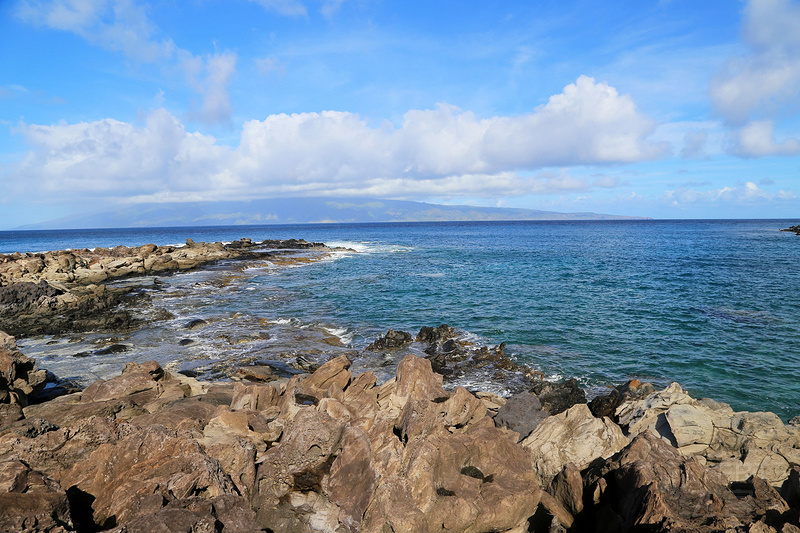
1;0;799;226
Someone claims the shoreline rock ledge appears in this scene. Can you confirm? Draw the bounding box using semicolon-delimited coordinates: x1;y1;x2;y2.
0;238;344;337
2;331;800;532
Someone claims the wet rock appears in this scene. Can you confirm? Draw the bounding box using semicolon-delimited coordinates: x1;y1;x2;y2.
94;343;129;355
494;391;550;440
184;318;208;330
416;324;458;349
520;403;629;485
366;328;414;350
531;378;587;415
0;458;73;533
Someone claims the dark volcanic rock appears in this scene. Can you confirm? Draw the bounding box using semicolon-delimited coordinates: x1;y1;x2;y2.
365;328;414;350
531;378;587;415
589;379;656;419
494;391;550;440
416;324;457;349
0;281;134;337
780;224;800;235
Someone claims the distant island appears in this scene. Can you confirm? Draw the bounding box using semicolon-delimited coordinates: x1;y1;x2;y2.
18;197;649;230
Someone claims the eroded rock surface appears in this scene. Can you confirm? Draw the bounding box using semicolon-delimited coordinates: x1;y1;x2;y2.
2;333;799;533
0;239;344;336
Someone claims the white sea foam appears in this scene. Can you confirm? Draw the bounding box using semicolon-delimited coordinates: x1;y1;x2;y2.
326;240;412;255
323;326;354;345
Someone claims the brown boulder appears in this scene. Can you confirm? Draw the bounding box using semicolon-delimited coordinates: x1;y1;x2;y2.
61;423;236;529
0;458;73;532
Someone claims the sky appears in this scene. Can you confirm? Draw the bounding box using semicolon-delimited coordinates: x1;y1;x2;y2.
1;0;799;228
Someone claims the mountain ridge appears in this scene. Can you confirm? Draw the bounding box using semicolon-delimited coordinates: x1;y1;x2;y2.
19;198;649;229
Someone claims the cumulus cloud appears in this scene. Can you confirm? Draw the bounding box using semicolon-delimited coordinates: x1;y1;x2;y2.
14;109;234;197
15;0;237;124
729;120;800;157
711;0;800;125
8;77;662;202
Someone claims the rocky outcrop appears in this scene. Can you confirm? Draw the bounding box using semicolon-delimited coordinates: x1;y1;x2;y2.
520;403;629;485
1;353;547;532
2;337;799;532
780;224;800;235
0;459;73;532
365;328;414;350
615;382;800;486
0;331;49;406
0;239;347;336
581;431;795;532
494;392;550;440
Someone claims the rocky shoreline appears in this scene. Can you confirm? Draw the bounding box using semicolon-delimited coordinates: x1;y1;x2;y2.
1;238;800;532
781;225;800;236
0;238;342;337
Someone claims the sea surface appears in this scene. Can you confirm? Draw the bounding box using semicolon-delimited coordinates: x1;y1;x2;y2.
2;219;799;420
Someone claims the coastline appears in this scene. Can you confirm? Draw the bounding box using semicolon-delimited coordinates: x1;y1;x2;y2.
1;237;800;531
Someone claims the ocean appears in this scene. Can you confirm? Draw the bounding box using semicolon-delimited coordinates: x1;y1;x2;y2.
2;219;799;420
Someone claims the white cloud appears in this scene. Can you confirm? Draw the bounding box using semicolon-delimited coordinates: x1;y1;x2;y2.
729;120;800;157
662;181;797;206
8;77;664;202
711;0;800;125
15;0;237;124
14;109;234;197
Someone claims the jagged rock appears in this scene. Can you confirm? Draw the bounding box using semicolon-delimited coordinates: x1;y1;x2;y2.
366;328;414;351
494;391;549;440
106;494;261;533
61;423;237;529
548;462;584;518
296;354;352;400
0;458;73;533
80;360;165;404
615;383;800;485
253;407;345;529
589;379;656;418
0;403;24;428
582;431;794;533
520;403;629;484
0;331;49;406
531;378;586;415
416;324;457;346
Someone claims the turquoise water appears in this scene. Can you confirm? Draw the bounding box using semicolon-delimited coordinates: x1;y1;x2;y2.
3;220;799;419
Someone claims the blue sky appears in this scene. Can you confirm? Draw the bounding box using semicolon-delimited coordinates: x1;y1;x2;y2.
1;0;799;228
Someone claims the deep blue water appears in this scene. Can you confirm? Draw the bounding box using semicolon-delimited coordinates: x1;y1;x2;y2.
2;219;799;419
